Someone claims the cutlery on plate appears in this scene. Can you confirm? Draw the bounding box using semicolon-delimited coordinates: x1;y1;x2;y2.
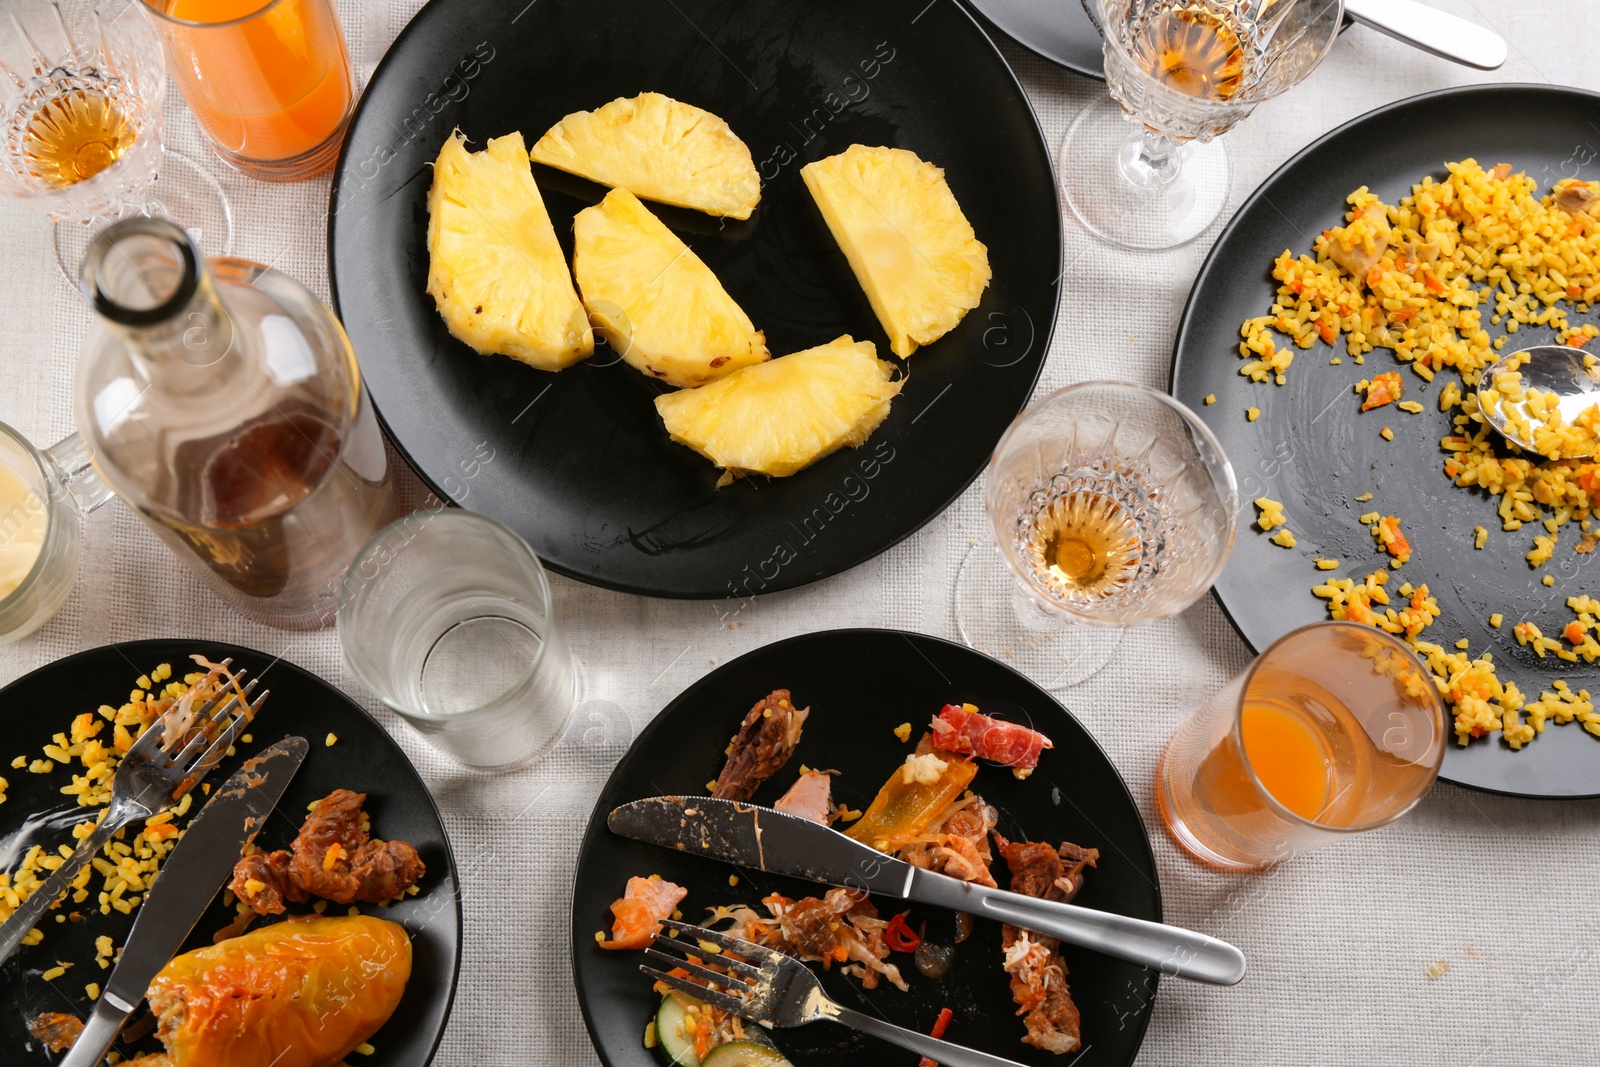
0;671;264;965
59;735;310;1067
1480;344;1600;457
1342;0;1507;70
647;918;1028;1067
609;795;1246;986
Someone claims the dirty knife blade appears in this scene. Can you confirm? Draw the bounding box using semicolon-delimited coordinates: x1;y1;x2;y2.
607;795;915;897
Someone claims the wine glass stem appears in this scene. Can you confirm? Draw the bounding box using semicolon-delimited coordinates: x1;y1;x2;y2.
1119;128;1183;189
1011;581;1063;634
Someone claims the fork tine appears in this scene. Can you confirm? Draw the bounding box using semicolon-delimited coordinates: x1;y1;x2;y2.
178;687;269;781
642;947;754;992
165;704;226;764
168;688;270;797
165;678;261;764
638;965;753;1018
648;933;765;980
661;919;773;961
180;712;247;776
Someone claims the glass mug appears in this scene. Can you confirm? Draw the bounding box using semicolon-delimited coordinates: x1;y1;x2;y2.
1157;621;1446;869
0;425;113;643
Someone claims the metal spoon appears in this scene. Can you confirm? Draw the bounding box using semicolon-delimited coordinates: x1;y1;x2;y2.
1480;344;1600;457
1342;0;1507;70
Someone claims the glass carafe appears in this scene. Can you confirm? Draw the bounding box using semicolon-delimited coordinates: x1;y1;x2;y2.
75;217;395;629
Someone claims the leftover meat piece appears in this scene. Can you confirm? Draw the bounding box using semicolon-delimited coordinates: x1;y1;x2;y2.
773;768;839;824
230;789;425;915
711;690;809;801
599;875;688;950
993;833;1100;1054
929;703;1054;777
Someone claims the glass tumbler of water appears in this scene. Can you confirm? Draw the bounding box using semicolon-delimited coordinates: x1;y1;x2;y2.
338;510;574;769
1156;621;1446;870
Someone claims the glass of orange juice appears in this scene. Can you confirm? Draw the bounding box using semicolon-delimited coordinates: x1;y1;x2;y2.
143;0;354;181
1156;621;1446;870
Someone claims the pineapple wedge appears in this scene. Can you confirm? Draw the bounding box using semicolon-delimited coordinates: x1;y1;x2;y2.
573;188;768;388
654;335;900;481
531;93;760;219
426;130;593;370
801;145;990;358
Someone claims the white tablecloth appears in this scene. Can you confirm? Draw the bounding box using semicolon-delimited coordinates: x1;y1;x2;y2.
3;1;1598;1063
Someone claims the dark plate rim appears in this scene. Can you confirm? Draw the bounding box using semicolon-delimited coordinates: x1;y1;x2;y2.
0;638;466;1063
958;0;1107;80
326;0;1064;601
1168;81;1600;800
566;626;1163;1067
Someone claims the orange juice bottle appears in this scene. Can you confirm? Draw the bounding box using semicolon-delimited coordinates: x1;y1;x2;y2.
147;0;354;180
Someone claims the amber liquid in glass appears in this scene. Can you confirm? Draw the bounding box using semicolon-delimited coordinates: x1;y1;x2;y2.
153;402;386;609
1179;660;1436;838
1024;489;1143;600
19;89;137;188
1130;4;1248;101
1240;698;1333;819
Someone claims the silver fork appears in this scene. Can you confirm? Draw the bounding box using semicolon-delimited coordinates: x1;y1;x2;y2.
645;920;1029;1067
0;671;264;965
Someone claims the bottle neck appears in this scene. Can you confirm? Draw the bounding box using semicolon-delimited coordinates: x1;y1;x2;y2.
80;218;237;384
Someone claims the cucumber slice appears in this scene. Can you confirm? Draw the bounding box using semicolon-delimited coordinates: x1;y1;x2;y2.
700;1041;794;1067
654;994;700;1066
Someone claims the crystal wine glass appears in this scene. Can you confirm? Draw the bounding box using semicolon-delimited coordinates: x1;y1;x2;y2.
954;381;1238;689
0;0;231;278
1063;0;1345;250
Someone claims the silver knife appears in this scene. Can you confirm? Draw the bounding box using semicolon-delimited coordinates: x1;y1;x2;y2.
61;736;310;1067
609;796;1246;986
1342;0;1507;70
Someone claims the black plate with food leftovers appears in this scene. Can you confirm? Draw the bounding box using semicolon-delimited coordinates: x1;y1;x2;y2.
0;640;460;1065
1171;84;1600;799
570;628;1161;1067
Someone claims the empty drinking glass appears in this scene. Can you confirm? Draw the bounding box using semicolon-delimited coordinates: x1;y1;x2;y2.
1064;0;1345;249
338;510;575;770
955;381;1237;689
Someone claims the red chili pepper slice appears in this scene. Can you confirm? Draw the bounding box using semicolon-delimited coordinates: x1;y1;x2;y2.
917;1007;955;1067
884;912;921;953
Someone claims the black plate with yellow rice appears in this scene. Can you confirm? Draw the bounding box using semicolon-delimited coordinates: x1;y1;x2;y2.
1173;83;1600;800
0;641;461;1064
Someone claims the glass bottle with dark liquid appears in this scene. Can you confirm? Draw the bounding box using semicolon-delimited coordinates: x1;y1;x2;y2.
76;218;394;628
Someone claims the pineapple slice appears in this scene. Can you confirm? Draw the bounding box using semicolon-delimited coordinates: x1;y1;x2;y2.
801;145;990;358
531;93;760;220
573;188;768;388
654;335;900;481
426;130;593;370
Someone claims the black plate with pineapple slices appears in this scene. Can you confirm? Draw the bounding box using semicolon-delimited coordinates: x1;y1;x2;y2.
329;0;1060;598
